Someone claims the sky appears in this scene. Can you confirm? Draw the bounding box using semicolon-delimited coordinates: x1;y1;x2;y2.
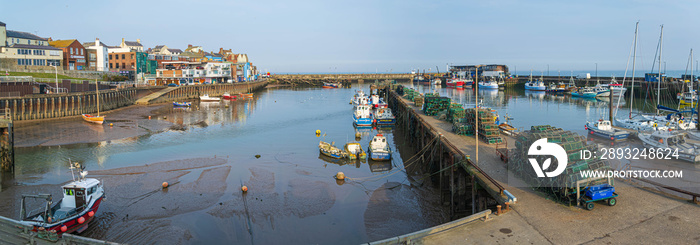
2;0;699;74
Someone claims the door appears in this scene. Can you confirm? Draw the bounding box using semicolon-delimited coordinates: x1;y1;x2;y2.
75;188;86;209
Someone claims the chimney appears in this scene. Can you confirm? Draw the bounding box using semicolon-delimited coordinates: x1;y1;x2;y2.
48;37;53;42
137;39;141;43
121;38;125;46
188;44;192;48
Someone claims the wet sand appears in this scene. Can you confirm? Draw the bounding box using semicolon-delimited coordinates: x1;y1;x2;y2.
14;103;176;147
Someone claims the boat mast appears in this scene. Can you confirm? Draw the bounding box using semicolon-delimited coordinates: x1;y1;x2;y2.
96;79;100;116
630;21;639;119
656;25;663;116
475;65;479;165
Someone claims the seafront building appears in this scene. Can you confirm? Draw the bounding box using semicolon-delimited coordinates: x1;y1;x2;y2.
0;21;63;70
48;39;86;70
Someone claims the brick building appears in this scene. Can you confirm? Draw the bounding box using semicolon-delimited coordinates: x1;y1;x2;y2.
48;39;86;70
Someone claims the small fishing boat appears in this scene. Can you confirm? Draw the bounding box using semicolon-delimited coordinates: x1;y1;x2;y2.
585;119;630;141
323;82;340;88
199;94;221;102
478;78;499;89
638;131;700;163
498;123;518;136
344;142;367;160
545;83;567;93
19;162;105;235
353;96;369;107
354;105;373;126
222;92;235;100
571;87;598;98
447;77;469;88
431;78;442;85
524;79;546;91
238;93;253;98
82;81;104;124
369;94;382;106
678;90;697;106
319;141;349;159
367;134;392;161
373;108;396;125
173;101;192;107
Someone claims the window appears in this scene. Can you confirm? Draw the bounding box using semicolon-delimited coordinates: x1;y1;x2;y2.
90;53;96;60
116;63;119;68
109;63;113;69
80;49;83;55
70;48;74;54
121;54;125;59
109;54;112;60
65;189;74;196
130;54;134;59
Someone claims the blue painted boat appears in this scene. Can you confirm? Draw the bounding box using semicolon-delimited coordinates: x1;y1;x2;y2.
173;101;191;107
354;105;373;126
319;141;349;159
373;108;395;125
367;134;392;161
572;87;598;98
585;120;630;141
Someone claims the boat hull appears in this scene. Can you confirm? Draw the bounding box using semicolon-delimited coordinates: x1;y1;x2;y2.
375;118;396;125
173;102;191;107
354;116;373;126
586;127;629;141
81;114;104;124
524;85;546;91
26;195;104;235
367;148;391;161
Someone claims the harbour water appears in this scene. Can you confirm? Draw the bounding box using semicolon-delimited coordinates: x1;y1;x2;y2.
0;84;447;244
1;82;699;244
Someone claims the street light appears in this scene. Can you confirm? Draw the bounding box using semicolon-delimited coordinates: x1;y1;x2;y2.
51;65;58;93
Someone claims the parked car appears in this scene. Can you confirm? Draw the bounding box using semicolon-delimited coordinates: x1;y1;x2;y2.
167;83;179;87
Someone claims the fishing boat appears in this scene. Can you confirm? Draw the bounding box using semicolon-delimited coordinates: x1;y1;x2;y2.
369;94;382;106
19;162;105;235
524;72;546;91
498;123;518;136
173;101;192;107
431;78;442;85
367;134;392;161
344;142;367;160
545;83;567;93
199;94;221;102
82;81;104;124
585;120;630;141
238;93;253;98
323;82;340;88
353;95;369;107
478;78;499;89
373;108;395;125
638;131;700;163
319;141;349;159
353;105;373;126
571;87;598;98
222;92;235;100
678;90;697;106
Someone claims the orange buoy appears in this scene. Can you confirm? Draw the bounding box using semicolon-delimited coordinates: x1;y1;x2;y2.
78;217;85;224
88;211;94;217
336;172;345;180
148;116;151;120
162;182;169;188
242;186;248;192
60;225;67;232
109;123;113;127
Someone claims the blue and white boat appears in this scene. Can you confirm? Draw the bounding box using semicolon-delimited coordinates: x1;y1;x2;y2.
367;134;392;161
352;95;369;107
373;108;396;125
524;79;546;91
369;94;382;106
585;120;630;141
478;79;499;89
353;105;373;126
173;101;191;107
319;141;348;159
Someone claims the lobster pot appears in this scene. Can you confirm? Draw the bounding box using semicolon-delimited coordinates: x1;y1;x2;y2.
452;122;474;136
414;96;424;107
448;105;465;122
423;96;451;116
507;125;613;199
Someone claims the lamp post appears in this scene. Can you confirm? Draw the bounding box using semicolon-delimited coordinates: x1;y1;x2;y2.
475;64;482;166
51;65;58;93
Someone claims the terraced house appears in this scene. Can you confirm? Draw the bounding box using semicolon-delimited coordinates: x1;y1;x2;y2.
0;20;63;70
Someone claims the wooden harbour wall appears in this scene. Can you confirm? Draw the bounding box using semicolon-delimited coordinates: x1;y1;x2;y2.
383;87;511;219
0;89;140;121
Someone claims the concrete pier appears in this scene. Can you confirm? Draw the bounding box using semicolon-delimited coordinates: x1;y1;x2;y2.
381;86;700;244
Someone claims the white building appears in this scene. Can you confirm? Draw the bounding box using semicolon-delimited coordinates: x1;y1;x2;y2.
0;21;63;69
83;38;109;71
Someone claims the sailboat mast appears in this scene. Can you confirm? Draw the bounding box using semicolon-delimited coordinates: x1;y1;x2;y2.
656;25;663;116
630;21;638;119
96;79;100;116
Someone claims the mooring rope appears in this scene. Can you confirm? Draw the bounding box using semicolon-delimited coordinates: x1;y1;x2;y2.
347;136;439;182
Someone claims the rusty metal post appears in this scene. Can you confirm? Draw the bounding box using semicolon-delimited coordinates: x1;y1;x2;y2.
497;205;502;215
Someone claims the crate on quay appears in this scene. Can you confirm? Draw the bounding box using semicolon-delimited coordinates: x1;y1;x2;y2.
507;125;614;205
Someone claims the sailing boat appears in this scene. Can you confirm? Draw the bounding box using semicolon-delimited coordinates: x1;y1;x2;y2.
82;80;105;124
239;80;254;98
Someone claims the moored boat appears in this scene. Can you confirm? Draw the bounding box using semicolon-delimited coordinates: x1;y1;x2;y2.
81;114;104;124
571;87;598;98
585;120;630;141
367;134;392;161
638;131;700;163
373;108;396;125
199;94;221;102
319;141;349;159
478;79;499;89
19;162;105;235
323;82;340;88
344;142;367;160
173;101;192;107
222;92;235;100
353;105;373;126
498;123;517;136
